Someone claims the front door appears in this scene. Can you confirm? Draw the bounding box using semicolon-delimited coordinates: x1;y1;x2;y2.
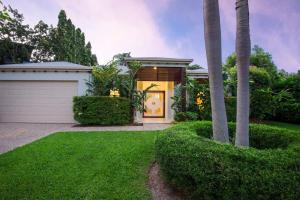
143;91;165;118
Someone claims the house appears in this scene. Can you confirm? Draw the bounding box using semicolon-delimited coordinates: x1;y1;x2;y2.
0;58;208;124
122;57;208;124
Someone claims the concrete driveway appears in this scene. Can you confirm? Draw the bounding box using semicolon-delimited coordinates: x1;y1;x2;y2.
0;123;73;154
0;123;170;154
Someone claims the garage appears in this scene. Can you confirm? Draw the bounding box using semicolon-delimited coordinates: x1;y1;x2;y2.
0;62;91;123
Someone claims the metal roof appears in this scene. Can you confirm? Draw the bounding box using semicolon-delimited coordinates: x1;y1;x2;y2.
187;68;209;79
0;61;92;72
124;57;193;68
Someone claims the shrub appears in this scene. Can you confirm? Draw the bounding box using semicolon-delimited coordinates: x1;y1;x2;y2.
156;121;300;200
174;112;198;122
225;97;236;122
250;88;274;121
73;96;131;125
274;102;300;124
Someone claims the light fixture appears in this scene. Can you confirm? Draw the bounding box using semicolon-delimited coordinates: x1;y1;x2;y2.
153;66;157;70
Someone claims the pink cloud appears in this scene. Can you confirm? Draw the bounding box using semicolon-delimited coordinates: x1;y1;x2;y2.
219;0;300;72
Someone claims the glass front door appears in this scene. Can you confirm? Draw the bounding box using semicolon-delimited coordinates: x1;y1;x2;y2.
143;91;165;118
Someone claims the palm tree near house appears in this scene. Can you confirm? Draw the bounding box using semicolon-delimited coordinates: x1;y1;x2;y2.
235;0;251;147
203;0;229;143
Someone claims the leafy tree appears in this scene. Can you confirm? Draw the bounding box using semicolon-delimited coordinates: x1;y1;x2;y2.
0;0;10;20
0;5;33;63
224;45;278;86
113;52;131;65
203;0;229;143
250;45;277;79
31;20;54;62
187;64;204;70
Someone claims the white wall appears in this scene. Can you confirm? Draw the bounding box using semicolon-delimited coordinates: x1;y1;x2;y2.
0;71;90;96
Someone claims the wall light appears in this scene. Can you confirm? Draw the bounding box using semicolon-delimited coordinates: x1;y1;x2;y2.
153;66;157;70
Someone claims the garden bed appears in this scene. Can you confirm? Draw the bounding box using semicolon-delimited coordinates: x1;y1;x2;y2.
155;121;300;200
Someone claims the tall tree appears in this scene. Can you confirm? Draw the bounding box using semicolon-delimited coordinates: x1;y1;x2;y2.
52;10;68;61
52;10;97;66
203;0;229;143
235;0;251;147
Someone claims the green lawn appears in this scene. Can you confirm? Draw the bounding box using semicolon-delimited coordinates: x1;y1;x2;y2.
0;131;159;200
264;121;300;132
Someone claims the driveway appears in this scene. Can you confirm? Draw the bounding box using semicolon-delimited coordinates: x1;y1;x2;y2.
0;123;170;154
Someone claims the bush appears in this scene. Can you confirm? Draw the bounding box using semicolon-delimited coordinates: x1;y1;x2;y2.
155;121;300;200
73;96;131;125
225;97;236;122
174;112;198;122
274;102;300;124
250;88;274;121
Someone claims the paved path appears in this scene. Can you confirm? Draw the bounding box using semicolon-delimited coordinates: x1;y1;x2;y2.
0;123;170;154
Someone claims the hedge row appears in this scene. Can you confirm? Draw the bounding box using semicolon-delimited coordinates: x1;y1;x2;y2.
155;121;300;200
73;96;131;125
274;102;300;124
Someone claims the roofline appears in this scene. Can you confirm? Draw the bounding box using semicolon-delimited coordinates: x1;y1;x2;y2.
0;61;92;72
0;68;92;73
124;57;193;64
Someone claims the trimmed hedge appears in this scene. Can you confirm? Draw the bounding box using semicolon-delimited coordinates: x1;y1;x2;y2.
175;112;198;122
73;96;131;125
156;121;300;200
274;102;300;124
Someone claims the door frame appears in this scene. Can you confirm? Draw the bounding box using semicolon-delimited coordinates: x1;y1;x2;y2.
143;90;165;118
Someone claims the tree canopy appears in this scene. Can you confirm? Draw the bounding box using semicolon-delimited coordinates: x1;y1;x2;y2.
0;2;97;66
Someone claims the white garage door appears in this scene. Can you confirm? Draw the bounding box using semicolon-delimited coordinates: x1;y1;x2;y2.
0;81;78;123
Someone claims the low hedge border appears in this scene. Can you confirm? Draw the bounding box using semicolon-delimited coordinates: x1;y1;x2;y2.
73;96;131;125
155;121;300;200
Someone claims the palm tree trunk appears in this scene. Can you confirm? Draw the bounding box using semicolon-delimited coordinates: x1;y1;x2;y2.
235;0;251;147
203;0;229;143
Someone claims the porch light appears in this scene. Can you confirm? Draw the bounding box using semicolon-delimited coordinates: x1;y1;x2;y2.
153;66;157;70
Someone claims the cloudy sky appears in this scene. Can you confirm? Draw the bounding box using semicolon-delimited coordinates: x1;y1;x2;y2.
3;0;300;72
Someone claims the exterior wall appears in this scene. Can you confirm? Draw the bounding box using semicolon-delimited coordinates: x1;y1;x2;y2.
0;71;90;96
135;81;174;123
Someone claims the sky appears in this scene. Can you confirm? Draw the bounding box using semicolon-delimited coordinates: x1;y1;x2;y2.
3;0;300;72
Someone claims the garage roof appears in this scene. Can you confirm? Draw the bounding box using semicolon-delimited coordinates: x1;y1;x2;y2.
0;61;92;72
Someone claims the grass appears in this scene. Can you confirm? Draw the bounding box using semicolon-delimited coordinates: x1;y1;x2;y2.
0;131;159;200
264;121;300;132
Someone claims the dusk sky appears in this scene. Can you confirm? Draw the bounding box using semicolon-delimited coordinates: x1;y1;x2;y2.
3;0;300;72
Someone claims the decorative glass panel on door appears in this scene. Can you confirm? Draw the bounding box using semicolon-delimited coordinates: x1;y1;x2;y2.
143;91;165;118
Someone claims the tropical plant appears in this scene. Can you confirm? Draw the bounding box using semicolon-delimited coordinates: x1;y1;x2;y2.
86;62;120;96
203;0;229;143
235;0;251;147
121;60;156;114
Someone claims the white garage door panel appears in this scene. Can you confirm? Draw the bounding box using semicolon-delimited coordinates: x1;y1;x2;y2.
0;81;78;123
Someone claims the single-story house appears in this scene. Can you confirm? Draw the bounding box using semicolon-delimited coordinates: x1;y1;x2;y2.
0;58;208;124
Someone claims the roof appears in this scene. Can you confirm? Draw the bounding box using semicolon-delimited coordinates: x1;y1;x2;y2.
187;68;208;74
0;61;92;72
187;68;209;79
124;57;193;68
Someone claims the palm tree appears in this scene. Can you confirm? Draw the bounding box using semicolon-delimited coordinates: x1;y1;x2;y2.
203;0;229;143
235;0;251;147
